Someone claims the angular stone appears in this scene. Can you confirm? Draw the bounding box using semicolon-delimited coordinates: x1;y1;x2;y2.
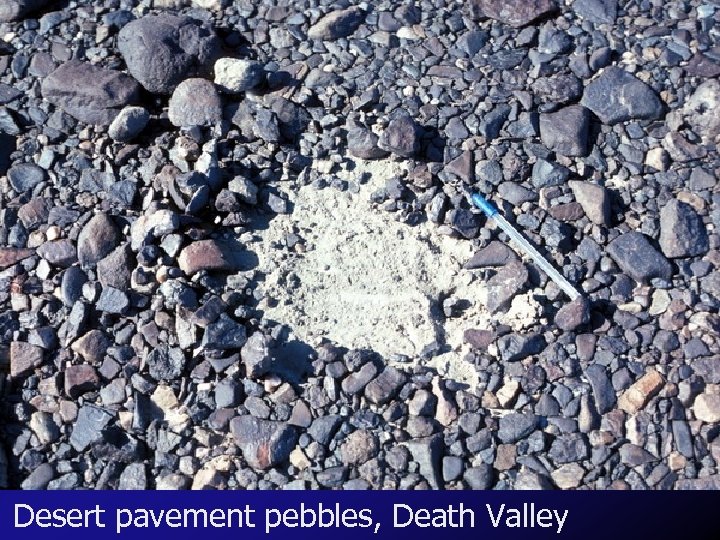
118;463;147;490
485;262;529;314
168;78;222;128
347;127;389;160
405;435;443;489
70;330;110;364
463;329;495;349
64;364;100;398
540;105;590;157
37;239;77;267
95;286;129;314
41;61;140;125
618;369;664;414
77;214;119;266
118;14;220;94
378;110;420;157
585;364;615;414
469;0;558;27
178;240;242;275
97;244;133;289
555;296;590;331
30;411;60;445
498;413;539;443
341;362;377;395
365;366;406;404
659;199;709;258
230;416;297;469
464;241;518;269
693;393;720;423
202;314;247;350
307;7;364;40
307;415;342;446
549;433;590;463
497;333;545;362
531;159;570;188
214;58;264;93
572;0;617;24
607;232;673;282
581;66;662;124
10;341;43;378
239;332;272;378
569;181;610;225
7;163;46;193
147;345;185;381
70;405;113;451
0;247;34;269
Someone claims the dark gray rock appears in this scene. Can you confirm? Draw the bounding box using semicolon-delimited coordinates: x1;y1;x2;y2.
464;463;493;489
308;415;342;446
607;232;673;282
70;405;113;452
37;239;77;267
347;127;389;159
20;463;54;490
378;111;420;157
497;333;545;362
581;66;662;124
118;14;220;94
619;443;657;466
168;79;222;128
108;106;150;142
202;314;247;350
548;433;589;463
215;379;242;409
485;262;529;314
95;286;129;314
498;413;539;443
659;199;709;258
531;159;570;188
230;416;297;469
41;61;140;125
7;163;46;193
405;435;443;488
540;105;590;157
147;345;185;380
584;364;615;413
307;7;364;40
573;0;617;23
469;0;558;27
97;244;133;289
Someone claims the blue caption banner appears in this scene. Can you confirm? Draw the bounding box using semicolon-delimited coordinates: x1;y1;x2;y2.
1;490;718;539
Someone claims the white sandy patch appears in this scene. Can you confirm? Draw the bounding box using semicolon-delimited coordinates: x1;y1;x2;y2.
249;158;536;387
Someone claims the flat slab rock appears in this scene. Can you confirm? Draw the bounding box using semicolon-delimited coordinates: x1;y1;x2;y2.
178;239;244;275
581;66;662;124
41;61;140;125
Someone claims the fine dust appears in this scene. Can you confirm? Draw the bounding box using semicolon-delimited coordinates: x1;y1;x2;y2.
250;159;536;387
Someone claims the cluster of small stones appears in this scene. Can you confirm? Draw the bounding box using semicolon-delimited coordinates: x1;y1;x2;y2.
0;0;719;491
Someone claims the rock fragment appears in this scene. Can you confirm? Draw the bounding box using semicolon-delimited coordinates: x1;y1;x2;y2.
659;200;709;258
607;232;673;282
214;58;264;93
230;416;297;469
378;111;420;157
10;341;43;378
108;106;150;142
307;7;364;40
485;262;528;314
581;66;662;124
569;181;611;225
540;105;590;157
77;214;119;266
41;61;140;125
469;0;558;27
178;240;242;275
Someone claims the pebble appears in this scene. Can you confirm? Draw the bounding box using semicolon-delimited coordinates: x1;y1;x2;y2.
307;7;365;40
581;66;662;124
214;58;264;93
230;416;297;470
108;106;150;142
168;79;222;128
659;199;709;258
618;369;664;414
607;232;673;282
